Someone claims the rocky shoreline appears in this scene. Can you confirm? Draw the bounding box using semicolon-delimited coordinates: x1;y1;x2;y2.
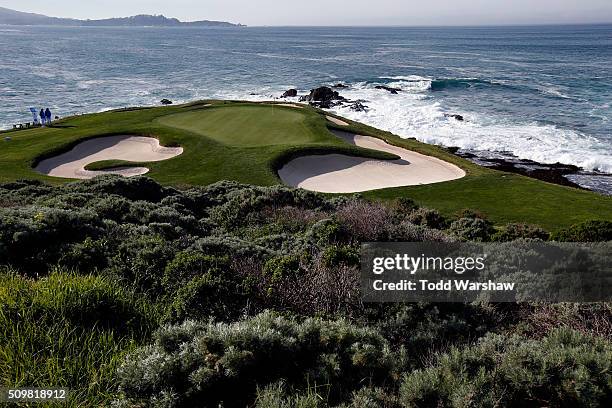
276;85;611;196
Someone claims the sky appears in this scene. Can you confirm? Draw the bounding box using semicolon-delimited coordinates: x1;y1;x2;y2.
3;0;612;26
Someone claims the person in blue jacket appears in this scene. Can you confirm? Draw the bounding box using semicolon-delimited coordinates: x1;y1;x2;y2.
45;108;52;125
39;108;46;125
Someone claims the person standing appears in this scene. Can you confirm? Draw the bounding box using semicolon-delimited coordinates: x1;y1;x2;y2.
40;108;46;125
45;108;52;125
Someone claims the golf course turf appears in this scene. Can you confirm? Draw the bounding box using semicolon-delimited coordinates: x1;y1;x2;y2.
1;100;610;231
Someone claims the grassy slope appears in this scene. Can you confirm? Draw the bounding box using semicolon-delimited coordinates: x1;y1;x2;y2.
0;100;610;230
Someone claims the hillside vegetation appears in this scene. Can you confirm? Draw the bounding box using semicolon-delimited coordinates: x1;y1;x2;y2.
1;176;610;406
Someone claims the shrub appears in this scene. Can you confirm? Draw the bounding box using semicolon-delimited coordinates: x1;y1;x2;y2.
306;219;347;246
407;208;447;230
109;234;177;293
263;255;302;283
400;328;612;407
117;312;395;407
448;217;494;242
164;273;244;323
551;220;612;242
255;381;325;408
336;200;391;241
59;237;112;272
162;251;230;293
0;206;103;272
320;245;360;267
393;197;419;213
453;208;488;220
373;303;498;354
493;223;549;241
69;175;174;202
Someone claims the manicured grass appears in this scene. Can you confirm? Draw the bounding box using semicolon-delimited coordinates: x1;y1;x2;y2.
157;105;322;147
0;100;610;230
84;160;145;171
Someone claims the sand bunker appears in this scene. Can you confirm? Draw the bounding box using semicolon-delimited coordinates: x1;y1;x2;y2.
326;116;349;126
278;130;465;193
35;135;183;179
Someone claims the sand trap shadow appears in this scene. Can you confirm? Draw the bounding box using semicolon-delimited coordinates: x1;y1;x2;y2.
278;130;465;193
35;135;183;179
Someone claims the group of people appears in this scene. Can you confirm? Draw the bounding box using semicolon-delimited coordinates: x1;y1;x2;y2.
39;108;53;126
29;107;54;126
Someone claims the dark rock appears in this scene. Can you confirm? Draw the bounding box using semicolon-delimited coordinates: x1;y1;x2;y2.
446;146;461;154
454;150;584;189
332;83;348;88
375;85;401;94
280;89;298;98
160;99;173;105
349;101;368;112
445;113;464;121
300;86;345;102
300;86;346;108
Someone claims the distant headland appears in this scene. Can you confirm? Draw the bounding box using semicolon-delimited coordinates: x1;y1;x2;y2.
0;7;245;27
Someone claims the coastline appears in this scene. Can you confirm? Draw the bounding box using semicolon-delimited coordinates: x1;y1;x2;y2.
4;97;610;196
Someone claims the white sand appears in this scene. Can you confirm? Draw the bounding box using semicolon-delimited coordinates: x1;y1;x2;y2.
326;115;349;126
35;135;183;179
278;130;465;193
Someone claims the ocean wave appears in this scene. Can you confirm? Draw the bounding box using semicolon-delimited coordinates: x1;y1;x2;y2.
117;80;611;175
428;78;513;91
326;82;612;174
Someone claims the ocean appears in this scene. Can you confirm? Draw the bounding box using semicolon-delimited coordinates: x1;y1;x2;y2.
1;24;611;191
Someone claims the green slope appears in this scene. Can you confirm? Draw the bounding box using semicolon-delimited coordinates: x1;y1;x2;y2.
1;100;610;230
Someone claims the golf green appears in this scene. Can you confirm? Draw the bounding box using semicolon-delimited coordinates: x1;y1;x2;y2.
1;100;610;230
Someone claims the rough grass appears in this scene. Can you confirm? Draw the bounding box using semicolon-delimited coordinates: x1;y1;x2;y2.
0;100;610;230
0;269;157;407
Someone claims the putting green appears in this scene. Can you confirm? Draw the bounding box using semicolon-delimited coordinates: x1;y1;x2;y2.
1;100;610;230
157;105;323;147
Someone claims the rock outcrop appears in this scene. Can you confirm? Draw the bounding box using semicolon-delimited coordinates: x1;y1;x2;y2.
375;85;401;94
444;114;464;121
300;86;346;108
280;89;298;98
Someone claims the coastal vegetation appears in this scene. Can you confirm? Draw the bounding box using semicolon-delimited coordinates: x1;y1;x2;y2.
1;101;611;230
0;176;610;406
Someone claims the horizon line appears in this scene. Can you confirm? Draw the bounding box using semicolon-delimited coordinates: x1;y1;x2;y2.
2;7;611;28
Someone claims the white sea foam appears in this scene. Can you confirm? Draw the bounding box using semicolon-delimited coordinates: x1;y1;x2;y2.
158;80;612;174
327;82;612;173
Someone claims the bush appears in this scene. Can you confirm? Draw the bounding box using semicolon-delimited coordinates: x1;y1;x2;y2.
306;219;347;246
336;200;391;241
69;175;174;202
164;272;245;323
454;208;488;220
162;251;230;293
407;208;447;230
551;220;612;242
400;328;612;407
493;223;549;242
0;206;103;272
109;234;177;294
320;245;360;267
117;312;396;407
263;255;302;283
448;217;494;242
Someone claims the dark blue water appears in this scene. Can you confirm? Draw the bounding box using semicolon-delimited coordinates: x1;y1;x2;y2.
1;25;611;176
